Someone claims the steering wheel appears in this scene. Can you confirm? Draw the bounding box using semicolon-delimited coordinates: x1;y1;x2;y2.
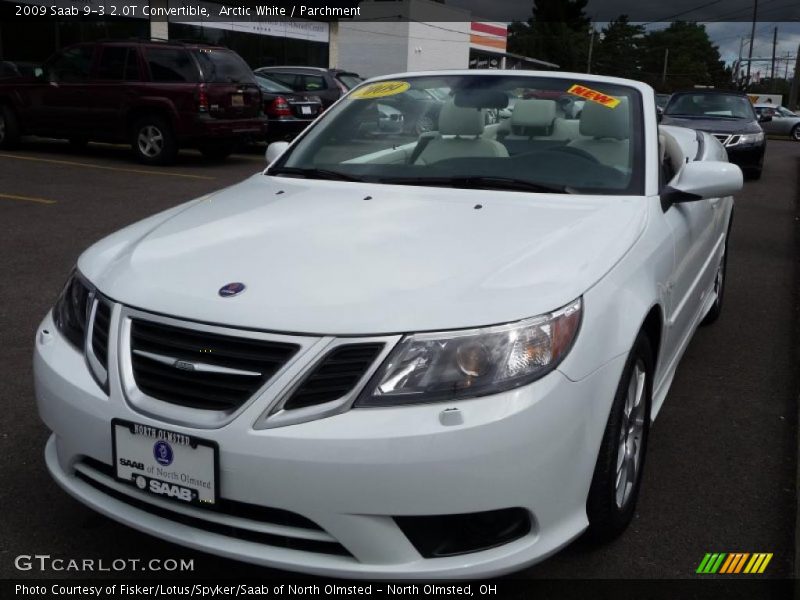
548;145;601;164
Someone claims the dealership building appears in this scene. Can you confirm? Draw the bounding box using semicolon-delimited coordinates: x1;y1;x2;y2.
0;0;555;74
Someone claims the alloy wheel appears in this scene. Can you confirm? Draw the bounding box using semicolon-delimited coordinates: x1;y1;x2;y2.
793;126;800;142
137;125;164;158
615;359;646;509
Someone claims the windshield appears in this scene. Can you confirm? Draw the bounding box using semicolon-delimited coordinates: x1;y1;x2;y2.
664;93;755;119
255;74;294;93
271;74;644;195
193;48;255;84
777;107;797;117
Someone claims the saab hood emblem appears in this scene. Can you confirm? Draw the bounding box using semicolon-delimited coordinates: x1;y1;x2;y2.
173;360;195;371
219;282;246;297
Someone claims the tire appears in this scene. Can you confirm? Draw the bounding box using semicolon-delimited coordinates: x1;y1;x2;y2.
791;124;800;142
585;333;653;542
701;229;729;325
131;116;177;165
199;142;234;161
745;167;762;180
0;105;21;149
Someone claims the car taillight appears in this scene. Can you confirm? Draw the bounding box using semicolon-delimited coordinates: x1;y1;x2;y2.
197;85;209;112
267;96;292;117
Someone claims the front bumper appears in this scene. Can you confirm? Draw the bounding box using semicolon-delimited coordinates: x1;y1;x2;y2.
34;311;624;579
725;143;765;170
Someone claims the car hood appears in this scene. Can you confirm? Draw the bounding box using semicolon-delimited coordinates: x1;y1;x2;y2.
78;175;648;335
660;115;761;134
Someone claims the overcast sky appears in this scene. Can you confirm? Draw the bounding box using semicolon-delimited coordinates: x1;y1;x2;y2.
445;0;799;75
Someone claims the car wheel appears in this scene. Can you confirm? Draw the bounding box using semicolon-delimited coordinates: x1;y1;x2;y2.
199;142;234;161
791;124;800;142
701;233;729;325
0;105;21;149
745;167;762;180
131;116;177;165
585;333;653;542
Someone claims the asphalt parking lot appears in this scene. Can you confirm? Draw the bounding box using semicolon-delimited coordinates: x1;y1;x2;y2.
0;139;797;580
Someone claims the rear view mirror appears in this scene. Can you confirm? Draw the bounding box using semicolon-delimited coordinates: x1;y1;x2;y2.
661;161;742;207
265;141;289;165
453;90;508;110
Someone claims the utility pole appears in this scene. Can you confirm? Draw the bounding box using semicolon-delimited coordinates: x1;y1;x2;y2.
662;48;669;84
770;26;777;92
587;29;595;74
745;0;758;88
789;43;800;111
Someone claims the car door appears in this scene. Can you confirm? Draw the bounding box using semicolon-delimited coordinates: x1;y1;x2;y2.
91;45;142;140
27;45;96;136
660;160;721;361
755;107;777;134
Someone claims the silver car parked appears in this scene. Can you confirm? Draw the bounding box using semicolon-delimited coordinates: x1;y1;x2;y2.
754;104;800;141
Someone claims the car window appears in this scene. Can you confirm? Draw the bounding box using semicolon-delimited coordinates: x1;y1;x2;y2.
273;74;645;195
192;48;254;84
300;75;327;91
665;93;755;119
145;48;198;83
97;47;129;80
125;49;141;81
264;72;299;90
777;107;796;117
255;74;294;93
337;74;363;90
48;46;94;83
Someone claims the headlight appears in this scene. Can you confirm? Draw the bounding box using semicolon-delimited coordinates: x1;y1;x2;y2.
740;132;764;144
357;298;582;406
52;270;92;349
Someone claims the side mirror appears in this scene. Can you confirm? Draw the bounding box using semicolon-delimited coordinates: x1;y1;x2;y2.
661;161;743;207
758;114;772;123
265;141;289;165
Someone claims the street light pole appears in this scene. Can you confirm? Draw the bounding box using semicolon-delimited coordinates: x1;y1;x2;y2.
587;29;595;74
745;0;758;88
662;48;669;84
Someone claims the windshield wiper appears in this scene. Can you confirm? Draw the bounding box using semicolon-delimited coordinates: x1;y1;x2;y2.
269;167;367;182
379;176;570;194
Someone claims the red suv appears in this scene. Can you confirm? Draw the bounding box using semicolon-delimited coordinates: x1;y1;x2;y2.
0;40;267;164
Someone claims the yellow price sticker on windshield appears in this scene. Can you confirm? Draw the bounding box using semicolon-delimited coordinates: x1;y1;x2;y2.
567;84;621;108
351;81;411;99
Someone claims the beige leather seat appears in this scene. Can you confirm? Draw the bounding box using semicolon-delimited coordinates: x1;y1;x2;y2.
658;129;687;182
505;99;557;139
415;101;508;165
551;117;583;141
568;98;630;168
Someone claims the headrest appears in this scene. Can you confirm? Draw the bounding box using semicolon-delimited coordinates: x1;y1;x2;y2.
511;99;557;128
579;97;629;140
438;101;485;136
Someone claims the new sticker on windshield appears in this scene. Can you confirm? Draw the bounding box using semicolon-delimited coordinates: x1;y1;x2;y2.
567;84;621;109
351;81;411;100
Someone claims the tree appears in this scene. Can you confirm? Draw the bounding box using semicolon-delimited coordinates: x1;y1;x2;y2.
508;0;592;72
639;22;732;92
592;16;645;78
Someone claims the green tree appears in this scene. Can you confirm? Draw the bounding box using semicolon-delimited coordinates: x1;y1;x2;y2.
508;0;592;72
592;16;645;78
640;22;732;92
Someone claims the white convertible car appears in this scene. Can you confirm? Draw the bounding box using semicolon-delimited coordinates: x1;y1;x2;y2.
34;71;742;578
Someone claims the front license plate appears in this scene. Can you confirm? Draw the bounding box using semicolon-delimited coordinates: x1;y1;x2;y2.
301;105;312;115
230;93;244;107
112;419;218;506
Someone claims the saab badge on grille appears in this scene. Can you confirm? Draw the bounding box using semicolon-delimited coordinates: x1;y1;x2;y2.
173;360;195;371
218;282;246;297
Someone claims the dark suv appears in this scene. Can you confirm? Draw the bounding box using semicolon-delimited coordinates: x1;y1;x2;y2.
254;67;362;109
0;40;267;164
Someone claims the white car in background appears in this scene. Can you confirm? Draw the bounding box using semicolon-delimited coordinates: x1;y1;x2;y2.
35;71;742;578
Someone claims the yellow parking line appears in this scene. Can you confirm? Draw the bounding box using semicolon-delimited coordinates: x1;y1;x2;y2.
0;192;56;205
0;153;215;180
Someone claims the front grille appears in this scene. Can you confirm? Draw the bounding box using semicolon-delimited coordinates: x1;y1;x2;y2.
76;458;350;556
130;319;300;412
283;343;384;410
91;300;111;369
